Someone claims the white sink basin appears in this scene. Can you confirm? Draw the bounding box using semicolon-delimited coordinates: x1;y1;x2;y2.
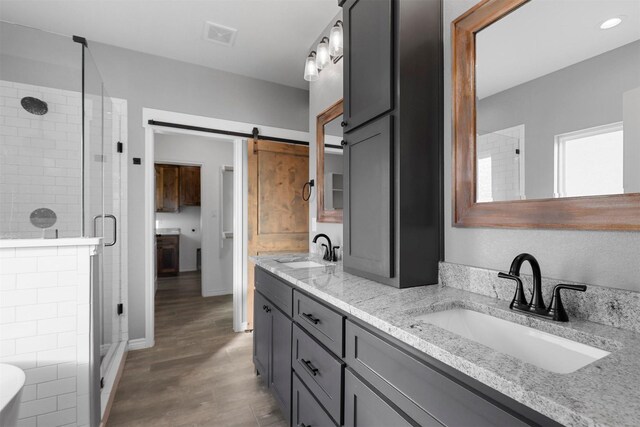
282;260;327;269
416;308;609;374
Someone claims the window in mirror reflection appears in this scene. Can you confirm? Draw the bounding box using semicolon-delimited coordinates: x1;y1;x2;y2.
323;114;343;211
554;123;624;198
475;0;640;202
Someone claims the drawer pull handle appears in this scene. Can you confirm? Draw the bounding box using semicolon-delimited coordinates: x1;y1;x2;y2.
302;312;320;324
301;359;319;376
263;305;271;313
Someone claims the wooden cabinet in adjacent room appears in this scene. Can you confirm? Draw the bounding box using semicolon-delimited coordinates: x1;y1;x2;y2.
180;166;201;206
155;164;201;212
156;234;179;276
155;164;180;212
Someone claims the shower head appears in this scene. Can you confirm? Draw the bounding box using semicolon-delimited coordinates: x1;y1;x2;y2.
20;97;48;115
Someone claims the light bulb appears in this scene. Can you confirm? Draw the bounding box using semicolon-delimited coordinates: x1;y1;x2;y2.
304;52;319;82
329;21;343;57
316;37;331;70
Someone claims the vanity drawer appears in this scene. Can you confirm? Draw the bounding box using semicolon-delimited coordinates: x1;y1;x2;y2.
345;321;529;427
293;323;344;425
292;372;337;427
293;290;345;356
255;267;293;316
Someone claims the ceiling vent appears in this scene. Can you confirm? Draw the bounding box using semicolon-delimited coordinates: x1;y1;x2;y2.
203;21;238;47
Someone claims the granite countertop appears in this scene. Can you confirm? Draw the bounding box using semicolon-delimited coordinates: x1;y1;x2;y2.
156;228;180;236
252;253;640;427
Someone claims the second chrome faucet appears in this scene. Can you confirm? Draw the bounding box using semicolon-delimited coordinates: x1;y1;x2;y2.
498;253;586;322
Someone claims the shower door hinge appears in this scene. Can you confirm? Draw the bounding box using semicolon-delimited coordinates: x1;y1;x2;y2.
116;141;123;153
117;303;124;315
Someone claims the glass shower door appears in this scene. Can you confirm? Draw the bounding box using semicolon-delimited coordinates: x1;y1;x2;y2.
83;47;123;402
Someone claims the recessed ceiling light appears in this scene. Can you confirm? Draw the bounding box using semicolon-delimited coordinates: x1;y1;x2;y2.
600;17;623;30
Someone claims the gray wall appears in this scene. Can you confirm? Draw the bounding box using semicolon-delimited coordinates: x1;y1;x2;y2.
308;12;344;250
444;0;640;292
478;40;640;199
0;22;310;339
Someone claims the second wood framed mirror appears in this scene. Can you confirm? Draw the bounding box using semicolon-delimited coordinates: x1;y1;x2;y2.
316;99;344;223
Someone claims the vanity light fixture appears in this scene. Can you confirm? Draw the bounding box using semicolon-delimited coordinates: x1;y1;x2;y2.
317;37;331;70
600;16;623;29
303;20;344;82
304;51;319;82
329;20;343;57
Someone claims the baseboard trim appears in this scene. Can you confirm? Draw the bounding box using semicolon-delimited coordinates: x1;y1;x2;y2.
235;321;248;333
202;289;233;297
127;338;151;351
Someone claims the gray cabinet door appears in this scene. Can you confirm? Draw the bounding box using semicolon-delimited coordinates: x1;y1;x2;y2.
343;0;393;132
270;305;292;424
343;115;393;278
253;291;271;381
344;369;415;427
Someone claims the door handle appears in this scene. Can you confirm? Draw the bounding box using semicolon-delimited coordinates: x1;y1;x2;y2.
301;359;319;376
302;313;320;324
92;214;117;247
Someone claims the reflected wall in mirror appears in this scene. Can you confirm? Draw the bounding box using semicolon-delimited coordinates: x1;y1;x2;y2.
475;0;640;202
453;0;640;230
317;99;344;223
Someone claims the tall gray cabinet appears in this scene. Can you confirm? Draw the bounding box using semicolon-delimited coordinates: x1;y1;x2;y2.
341;0;444;288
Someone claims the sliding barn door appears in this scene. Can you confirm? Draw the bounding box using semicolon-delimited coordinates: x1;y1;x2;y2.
247;139;309;329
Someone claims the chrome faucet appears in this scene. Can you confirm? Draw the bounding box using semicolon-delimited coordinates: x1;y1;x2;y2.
312;233;332;261
498;253;586;322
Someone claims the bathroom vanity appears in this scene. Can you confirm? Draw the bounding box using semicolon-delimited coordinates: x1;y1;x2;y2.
252;254;640;427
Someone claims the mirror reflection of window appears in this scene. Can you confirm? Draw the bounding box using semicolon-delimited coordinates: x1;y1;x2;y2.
475;0;640;202
323;114;344;211
554;123;624;198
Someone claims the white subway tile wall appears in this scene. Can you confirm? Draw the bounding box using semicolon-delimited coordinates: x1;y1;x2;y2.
476;126;524;202
0;80;82;239
0;244;93;427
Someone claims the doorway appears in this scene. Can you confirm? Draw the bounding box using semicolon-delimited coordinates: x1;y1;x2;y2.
153;133;234;301
141;108;310;347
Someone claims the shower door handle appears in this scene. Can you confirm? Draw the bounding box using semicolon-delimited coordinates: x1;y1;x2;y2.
92;214;117;247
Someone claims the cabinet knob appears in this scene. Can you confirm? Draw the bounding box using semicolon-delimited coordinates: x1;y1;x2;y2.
341;121;347;127
340;140;347;147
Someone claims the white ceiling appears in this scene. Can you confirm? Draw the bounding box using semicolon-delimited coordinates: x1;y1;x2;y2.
476;0;640;99
0;0;340;89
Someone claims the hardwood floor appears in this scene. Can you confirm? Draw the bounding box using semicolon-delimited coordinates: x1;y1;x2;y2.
107;272;287;427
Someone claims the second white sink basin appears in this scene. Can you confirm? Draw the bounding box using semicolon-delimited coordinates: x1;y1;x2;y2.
282;260;327;269
416;308;609;374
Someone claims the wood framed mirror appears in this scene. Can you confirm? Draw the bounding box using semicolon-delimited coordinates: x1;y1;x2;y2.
316;99;344;223
452;0;640;231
